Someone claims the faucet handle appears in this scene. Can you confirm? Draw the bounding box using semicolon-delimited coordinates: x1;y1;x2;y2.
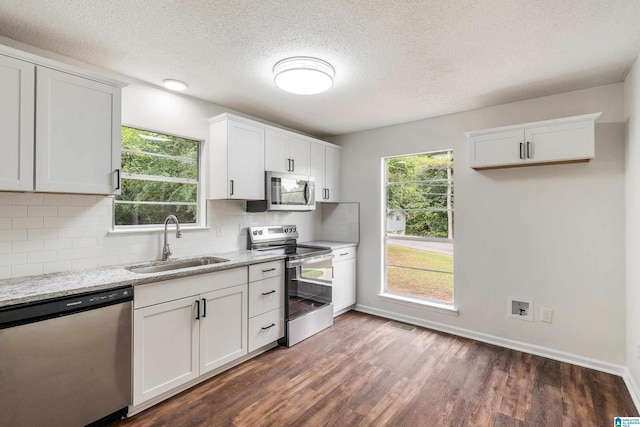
176;230;182;238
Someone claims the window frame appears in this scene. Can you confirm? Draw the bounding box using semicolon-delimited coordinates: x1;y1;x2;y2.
113;125;206;231
381;150;455;308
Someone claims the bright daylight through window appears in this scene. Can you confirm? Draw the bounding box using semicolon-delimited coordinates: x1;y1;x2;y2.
384;150;454;304
115;127;201;227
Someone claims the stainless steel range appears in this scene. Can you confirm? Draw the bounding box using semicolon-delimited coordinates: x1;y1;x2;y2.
249;225;333;346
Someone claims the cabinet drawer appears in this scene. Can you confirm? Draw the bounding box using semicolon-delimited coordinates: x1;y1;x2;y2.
248;307;284;353
249;275;284;318
333;246;356;262
249;260;284;282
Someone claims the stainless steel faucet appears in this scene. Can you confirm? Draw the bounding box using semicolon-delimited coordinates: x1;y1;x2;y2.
162;215;182;261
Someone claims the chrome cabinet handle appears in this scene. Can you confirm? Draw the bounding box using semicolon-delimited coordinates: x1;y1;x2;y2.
202;298;206;318
261;323;276;330
340;252;349;256
262;268;276;273
230;179;234;196
291;159;295;172
519;143;524;160
326;188;330;200
115;169;121;190
287;159;292;172
195;300;200;320
261;290;276;296
526;141;532;159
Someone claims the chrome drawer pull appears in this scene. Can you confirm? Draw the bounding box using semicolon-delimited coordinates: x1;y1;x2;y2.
262;268;276;273
340;252;349;256
261;290;276;296
261;323;276;330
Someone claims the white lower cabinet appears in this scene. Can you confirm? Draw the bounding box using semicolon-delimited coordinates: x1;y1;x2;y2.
248;261;285;352
332;246;357;315
133;268;248;406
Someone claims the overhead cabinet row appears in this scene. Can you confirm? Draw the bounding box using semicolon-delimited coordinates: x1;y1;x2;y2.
0;49;126;194
466;112;601;169
206;113;341;202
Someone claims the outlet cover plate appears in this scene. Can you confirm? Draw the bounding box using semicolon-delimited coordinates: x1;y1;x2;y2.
541;307;553;323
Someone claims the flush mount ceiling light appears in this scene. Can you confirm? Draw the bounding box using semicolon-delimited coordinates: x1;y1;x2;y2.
163;79;187;91
273;57;335;95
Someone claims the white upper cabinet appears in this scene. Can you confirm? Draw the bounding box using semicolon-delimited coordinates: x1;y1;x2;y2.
466;113;601;169
35;67;122;194
265;129;310;175
0;55;34;192
207;114;265;200
0;44;126;194
310;139;341;202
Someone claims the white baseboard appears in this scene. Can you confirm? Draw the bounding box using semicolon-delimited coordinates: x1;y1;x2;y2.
355;303;640;412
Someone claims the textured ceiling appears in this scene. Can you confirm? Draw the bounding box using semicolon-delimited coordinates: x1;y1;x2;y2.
0;1;639;137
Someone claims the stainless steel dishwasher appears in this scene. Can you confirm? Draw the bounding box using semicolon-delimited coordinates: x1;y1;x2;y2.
0;286;133;427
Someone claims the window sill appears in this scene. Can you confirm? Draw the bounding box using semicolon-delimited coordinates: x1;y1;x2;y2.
107;225;210;236
377;292;459;316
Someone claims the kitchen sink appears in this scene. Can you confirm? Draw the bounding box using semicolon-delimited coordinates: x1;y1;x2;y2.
126;256;229;274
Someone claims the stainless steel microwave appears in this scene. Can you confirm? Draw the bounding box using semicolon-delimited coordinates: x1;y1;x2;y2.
246;171;316;212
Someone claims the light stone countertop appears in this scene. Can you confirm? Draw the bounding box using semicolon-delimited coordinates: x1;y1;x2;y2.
0;250;286;308
302;241;358;250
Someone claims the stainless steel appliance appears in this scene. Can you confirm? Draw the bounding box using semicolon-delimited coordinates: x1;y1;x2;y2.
0;286;133;427
246;171;316;212
249;225;333;346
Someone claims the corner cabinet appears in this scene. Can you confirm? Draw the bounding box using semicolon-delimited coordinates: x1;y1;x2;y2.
207;114;265;200
0;45;126;194
310;140;341;202
133;268;248;406
332;246;357;315
466;113;601;169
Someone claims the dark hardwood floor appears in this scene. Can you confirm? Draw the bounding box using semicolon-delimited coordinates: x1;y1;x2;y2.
115;311;638;426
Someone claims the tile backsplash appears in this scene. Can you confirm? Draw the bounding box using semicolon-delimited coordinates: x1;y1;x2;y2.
0;192;323;279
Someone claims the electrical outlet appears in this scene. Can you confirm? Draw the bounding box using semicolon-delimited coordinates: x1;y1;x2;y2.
215;223;223;237
540;307;553;323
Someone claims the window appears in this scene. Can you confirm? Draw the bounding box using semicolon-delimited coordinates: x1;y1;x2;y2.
383;150;454;304
115;127;201;228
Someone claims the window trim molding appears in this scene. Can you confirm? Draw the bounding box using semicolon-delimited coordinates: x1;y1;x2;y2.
377;292;459;316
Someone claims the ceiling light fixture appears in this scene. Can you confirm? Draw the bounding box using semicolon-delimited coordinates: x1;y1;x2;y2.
163;79;187;91
273;57;335;95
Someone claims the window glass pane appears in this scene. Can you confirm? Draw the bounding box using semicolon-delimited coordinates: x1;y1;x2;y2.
386;267;453;303
122;151;197;180
122;127;198;158
115;203;197;226
386;243;453;273
117;179;197;203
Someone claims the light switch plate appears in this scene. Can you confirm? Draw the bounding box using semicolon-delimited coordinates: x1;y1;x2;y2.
541;307;553;323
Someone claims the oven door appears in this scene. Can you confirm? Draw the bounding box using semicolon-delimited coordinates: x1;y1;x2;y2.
287;254;333;320
266;171;316;211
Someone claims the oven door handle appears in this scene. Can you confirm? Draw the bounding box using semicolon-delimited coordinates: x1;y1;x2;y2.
291;277;333;287
286;253;334;268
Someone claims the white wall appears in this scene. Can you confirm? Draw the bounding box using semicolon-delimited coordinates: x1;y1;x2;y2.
0;80;322;279
332;84;626;364
624;56;640;392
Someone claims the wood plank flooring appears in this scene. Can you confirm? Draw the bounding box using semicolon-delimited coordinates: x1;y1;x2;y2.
114;311;638;426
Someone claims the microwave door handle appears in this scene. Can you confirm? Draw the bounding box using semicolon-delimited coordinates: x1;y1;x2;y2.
304;182;310;204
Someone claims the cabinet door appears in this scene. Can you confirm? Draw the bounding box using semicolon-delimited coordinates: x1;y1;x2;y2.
289;135;310;175
227;119;265;200
332;258;356;314
310;141;326;201
199;284;248;375
324;145;341;202
35;67;121;194
133;296;199;405
0;55;34;191
265;130;289;173
524;119;595;164
469;129;524;168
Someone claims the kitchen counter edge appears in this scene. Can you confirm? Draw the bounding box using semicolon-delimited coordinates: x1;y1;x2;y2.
0;250;286;308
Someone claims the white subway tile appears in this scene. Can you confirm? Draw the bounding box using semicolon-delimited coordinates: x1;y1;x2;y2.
12;263;43;277
83;247;109;258
72;237;98;248
0;218;11;229
72;258;97;270
12;240;43;253
57;248;85;260
56;227;87;239
0;266;10;279
28;205;58;217
70;195;98;206
0;193;11;205
0;229;27;242
12;217;43;229
0;242;10;254
84;204;110;217
96;216;113;227
44;238;72;250
44;217;73;228
0;206;28;217
109;245;130;256
42;261;72;274
11;193;43;206
28;251;58;264
97;256;121;267
57;206;85;217
43;194;72;205
28;228;57;241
